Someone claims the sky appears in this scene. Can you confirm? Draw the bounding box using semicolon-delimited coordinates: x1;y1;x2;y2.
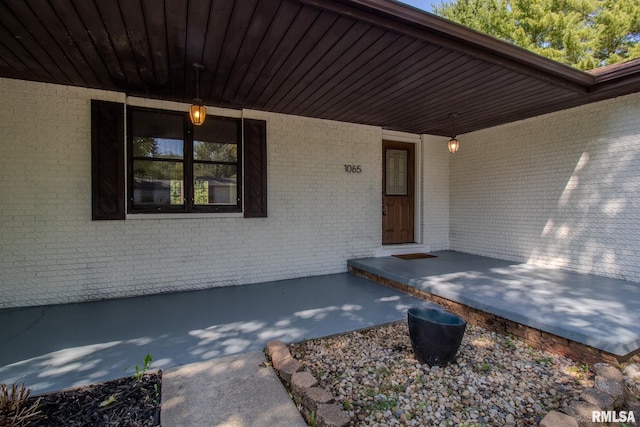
398;0;435;13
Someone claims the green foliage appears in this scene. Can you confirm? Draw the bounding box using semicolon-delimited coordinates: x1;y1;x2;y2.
133;354;153;382
478;362;491;373
0;384;41;427
132;136;160;158
194;141;237;162
369;395;398;411
567;362;590;379
536;356;553;366
99;395;117;407
503;336;518;350
153;383;160;405
633;389;640;400
132;136;239;206
432;0;640;70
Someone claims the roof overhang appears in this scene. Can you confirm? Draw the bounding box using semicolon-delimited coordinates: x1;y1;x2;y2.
1;0;639;135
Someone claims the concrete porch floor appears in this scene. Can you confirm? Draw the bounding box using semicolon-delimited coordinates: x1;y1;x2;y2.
349;250;640;360
2;250;639;397
0;273;436;395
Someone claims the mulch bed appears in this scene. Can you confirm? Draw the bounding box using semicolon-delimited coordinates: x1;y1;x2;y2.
24;372;161;426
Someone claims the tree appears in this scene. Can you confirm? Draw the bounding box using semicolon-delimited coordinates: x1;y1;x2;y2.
194;140;237;162
432;0;640;70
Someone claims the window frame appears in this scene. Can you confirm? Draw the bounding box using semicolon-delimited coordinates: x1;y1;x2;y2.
126;107;242;214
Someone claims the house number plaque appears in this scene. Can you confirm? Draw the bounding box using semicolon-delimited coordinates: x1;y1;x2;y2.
344;164;362;173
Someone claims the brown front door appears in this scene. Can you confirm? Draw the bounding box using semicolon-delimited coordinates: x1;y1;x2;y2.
382;140;415;244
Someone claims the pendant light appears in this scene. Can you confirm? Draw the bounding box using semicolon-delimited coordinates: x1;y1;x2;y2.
448;113;460;154
189;63;206;126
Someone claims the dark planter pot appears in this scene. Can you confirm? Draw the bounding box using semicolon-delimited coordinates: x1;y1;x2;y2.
407;307;467;366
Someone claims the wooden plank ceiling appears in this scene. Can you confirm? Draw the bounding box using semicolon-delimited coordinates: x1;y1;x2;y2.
1;0;639;136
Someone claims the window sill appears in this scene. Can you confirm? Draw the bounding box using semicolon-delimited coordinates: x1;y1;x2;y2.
126;212;244;220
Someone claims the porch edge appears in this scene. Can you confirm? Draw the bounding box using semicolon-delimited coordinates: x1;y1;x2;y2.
349;267;638;365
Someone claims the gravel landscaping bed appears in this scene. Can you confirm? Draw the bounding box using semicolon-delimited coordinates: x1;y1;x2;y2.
290;321;601;426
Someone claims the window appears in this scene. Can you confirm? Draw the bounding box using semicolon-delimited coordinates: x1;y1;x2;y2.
91;100;266;219
127;108;241;213
385;148;408;196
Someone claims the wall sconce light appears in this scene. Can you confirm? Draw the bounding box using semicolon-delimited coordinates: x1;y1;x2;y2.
189;63;206;126
448;113;460;154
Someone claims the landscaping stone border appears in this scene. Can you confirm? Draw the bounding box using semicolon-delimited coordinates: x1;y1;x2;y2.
267;338;639;427
265;340;351;427
540;362;639;426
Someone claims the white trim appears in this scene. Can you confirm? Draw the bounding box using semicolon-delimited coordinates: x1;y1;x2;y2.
382;129;421;143
125;96;242;118
126;212;244;220
414;138;423;244
379;131;423;252
123;98;245;219
374;243;432;257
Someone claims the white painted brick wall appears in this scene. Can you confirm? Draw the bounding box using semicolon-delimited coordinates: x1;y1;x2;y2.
8;74;634;307
421;135;450;250
450;92;640;281
0;78;381;308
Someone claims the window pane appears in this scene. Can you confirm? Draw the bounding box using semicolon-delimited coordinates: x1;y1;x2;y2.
386;149;408;195
193;141;237;162
193;164;237;205
133;138;184;159
133;160;184;206
193;116;239;145
131;110;184;159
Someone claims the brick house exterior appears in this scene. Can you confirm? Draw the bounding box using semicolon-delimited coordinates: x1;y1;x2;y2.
1;76;639;308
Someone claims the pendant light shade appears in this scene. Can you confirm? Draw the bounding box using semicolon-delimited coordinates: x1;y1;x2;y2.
189;102;206;126
190;63;206;126
448;113;460;153
448;137;460;153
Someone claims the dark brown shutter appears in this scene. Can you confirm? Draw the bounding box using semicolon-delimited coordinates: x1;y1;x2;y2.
243;119;267;218
91;100;125;220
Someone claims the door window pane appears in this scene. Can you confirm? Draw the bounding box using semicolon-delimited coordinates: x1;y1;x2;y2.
386;149;408;195
193;164;237;205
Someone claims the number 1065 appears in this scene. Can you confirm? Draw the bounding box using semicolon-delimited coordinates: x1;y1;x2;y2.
344;164;362;173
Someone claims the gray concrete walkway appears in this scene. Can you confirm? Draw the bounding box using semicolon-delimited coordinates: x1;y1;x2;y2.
0;273;435;395
161;352;307;427
349;250;640;357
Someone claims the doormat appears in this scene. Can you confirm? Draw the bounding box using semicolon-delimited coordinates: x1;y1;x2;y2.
392;253;438;260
